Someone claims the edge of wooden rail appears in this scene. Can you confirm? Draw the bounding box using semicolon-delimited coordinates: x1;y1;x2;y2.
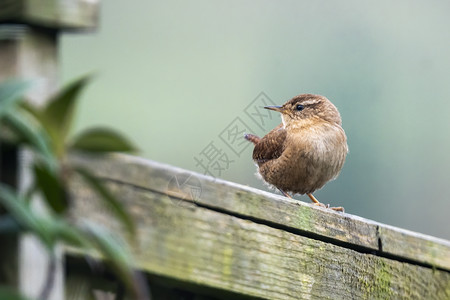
0;0;99;31
70;153;450;272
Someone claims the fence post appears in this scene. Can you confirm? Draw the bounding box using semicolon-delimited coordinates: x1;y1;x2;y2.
0;1;99;299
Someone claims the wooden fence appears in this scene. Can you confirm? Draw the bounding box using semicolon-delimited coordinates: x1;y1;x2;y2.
66;153;450;299
1;1;450;299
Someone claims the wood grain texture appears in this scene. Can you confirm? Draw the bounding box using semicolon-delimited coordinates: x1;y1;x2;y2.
69;153;450;272
0;0;99;30
68;177;450;300
0;22;63;300
0;26;58;105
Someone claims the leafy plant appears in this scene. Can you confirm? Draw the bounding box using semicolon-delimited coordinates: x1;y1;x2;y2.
0;77;148;299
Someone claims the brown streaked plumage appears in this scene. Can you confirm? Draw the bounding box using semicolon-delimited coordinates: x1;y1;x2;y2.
244;94;348;211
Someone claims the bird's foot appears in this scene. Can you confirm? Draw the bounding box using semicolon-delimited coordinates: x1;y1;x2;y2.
313;202;327;208
329;205;345;212
313;202;345;212
307;193;344;212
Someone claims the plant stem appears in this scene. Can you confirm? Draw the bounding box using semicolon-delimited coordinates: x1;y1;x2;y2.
38;252;56;300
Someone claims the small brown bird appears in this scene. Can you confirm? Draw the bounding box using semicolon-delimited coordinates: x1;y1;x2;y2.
245;94;348;211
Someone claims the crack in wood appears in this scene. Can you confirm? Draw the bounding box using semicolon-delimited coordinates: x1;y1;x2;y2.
376;225;383;252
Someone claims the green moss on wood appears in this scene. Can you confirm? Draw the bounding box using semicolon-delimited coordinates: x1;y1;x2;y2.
67;155;450;300
373;260;393;299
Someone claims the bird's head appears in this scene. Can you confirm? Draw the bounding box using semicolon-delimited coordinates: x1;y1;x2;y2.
265;94;342;128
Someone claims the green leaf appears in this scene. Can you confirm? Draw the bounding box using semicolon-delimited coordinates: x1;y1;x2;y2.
0;184;89;249
18;101;42;123
81;223;149;299
48;218;92;249
0;183;53;248
41;75;91;157
0;287;31;300
0;184;38;230
33;164;68;214
1;112;56;170
0;79;32;119
70;127;137;153
80;222;135;292
74;167;136;237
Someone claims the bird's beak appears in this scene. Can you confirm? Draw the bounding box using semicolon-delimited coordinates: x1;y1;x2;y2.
264;105;284;112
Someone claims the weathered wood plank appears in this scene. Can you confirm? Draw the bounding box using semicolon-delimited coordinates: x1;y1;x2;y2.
68;178;450;300
69;154;450;272
0;24;63;300
0;0;99;31
0;25;58;104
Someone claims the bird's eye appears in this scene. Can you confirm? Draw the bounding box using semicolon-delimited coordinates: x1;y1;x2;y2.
296;104;304;111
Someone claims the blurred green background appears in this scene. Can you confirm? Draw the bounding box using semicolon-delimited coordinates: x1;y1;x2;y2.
61;1;450;240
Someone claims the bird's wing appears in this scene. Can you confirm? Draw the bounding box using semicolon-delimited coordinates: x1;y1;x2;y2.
253;123;287;163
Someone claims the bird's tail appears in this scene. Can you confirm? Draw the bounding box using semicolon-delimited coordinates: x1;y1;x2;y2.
244;133;260;145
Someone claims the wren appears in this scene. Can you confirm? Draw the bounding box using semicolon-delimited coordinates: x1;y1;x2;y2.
244;94;348;211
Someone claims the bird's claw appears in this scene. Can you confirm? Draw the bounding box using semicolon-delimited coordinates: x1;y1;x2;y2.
314;202;327;208
330;206;345;212
314;202;345;213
